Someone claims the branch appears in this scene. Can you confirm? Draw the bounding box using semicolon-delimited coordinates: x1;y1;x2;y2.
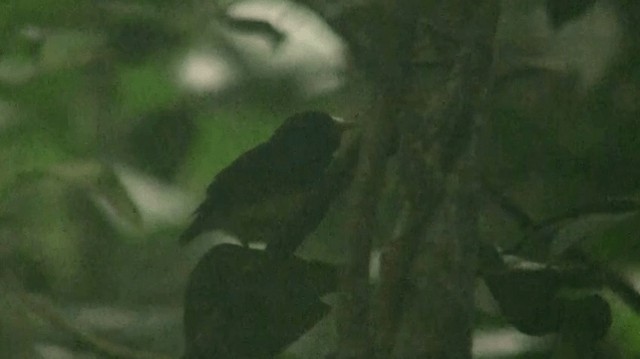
336;83;397;359
483;187;640;317
336;1;424;358
390;1;500;358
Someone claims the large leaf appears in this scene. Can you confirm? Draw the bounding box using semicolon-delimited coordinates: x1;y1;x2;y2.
546;0;598;29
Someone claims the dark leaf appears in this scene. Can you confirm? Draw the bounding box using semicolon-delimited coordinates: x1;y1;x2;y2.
534;200;640;257
482;254;564;335
108;16;183;64
546;0;598;29
183;244;338;359
127;104;195;180
558;294;612;341
481;245;607;336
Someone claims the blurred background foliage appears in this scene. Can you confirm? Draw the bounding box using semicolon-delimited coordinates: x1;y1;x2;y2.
0;0;639;358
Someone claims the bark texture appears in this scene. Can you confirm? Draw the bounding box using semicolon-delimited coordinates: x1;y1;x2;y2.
302;1;501;357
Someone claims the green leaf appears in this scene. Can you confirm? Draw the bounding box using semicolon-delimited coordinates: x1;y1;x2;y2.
117;62;180;116
39;30;104;70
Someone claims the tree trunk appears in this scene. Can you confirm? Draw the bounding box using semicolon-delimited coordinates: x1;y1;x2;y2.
326;1;501;358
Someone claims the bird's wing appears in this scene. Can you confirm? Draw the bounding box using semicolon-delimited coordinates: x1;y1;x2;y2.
204;139;331;209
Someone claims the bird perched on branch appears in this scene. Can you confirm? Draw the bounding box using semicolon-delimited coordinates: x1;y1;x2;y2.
179;111;357;257
182;244;338;359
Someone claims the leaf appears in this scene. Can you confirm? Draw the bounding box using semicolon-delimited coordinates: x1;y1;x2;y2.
545;0;598;29
4;0;92;29
113;164;196;230
533;200;640;257
183;244;337;358
221;15;286;47
45;161;144;234
558;295;612;342
39;30;104;70
489;187;640;259
0;56;38;85
40;162;195;237
117;63;180;116
108;15;183;64
482;248;609;337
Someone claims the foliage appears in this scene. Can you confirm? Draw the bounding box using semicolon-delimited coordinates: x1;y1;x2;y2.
0;0;639;358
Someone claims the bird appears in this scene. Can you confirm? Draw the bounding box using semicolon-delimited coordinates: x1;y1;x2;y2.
182;243;338;359
179;111;356;256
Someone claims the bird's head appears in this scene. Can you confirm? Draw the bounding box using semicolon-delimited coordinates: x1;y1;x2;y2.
272;111;352;156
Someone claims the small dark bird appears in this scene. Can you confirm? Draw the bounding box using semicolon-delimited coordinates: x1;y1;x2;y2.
182;244;337;359
179;111;354;255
